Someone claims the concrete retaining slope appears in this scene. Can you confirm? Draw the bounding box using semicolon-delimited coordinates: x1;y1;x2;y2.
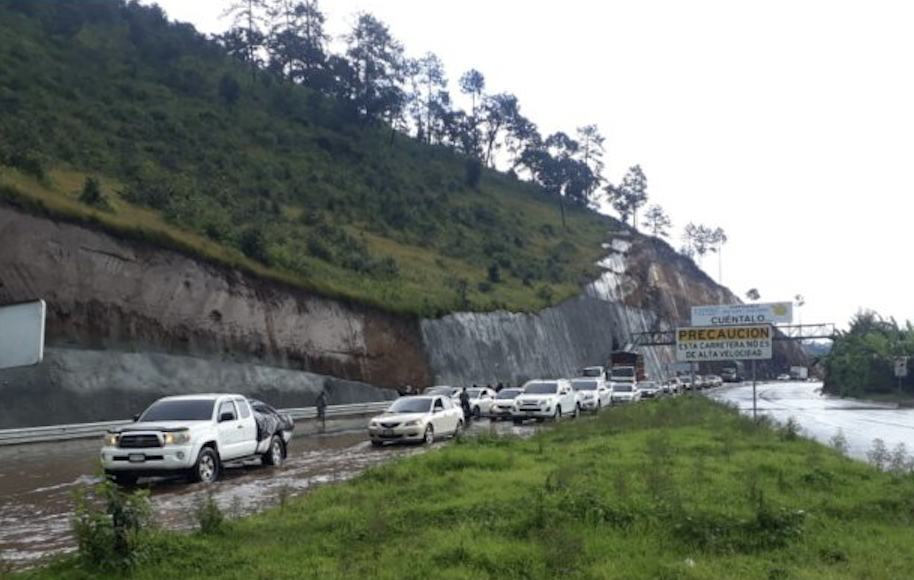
420;236;741;386
0;347;395;428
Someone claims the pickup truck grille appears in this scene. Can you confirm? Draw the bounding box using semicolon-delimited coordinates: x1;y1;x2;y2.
119;434;162;448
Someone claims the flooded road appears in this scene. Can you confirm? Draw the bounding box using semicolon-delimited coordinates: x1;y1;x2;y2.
0;418;537;569
709;381;914;461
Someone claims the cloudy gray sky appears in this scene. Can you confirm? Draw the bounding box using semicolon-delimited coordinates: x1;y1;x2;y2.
149;0;914;329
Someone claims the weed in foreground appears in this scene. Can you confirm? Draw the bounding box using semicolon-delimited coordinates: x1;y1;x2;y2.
71;475;155;573
888;443;912;473
829;429;849;455
868;439;890;471
780;417;801;441
276;484;292;511
194;492;225;535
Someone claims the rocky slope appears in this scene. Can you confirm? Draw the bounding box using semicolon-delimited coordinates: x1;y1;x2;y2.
0;204;804;427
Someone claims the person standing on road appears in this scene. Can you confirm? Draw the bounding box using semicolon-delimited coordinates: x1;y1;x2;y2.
459;387;472;423
316;389;329;433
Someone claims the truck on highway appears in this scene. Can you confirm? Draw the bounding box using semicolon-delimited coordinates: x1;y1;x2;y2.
101;394;294;486
609;351;645;384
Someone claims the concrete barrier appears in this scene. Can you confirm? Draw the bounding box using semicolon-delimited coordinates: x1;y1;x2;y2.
0;401;392;446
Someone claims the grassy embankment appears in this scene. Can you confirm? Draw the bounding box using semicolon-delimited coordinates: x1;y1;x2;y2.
0;0;614;317
22;396;914;580
0;166;610;317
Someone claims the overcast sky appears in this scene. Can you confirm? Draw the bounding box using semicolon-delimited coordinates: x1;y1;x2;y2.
148;0;914;329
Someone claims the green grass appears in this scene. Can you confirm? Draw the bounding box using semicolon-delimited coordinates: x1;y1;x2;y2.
22;397;914;580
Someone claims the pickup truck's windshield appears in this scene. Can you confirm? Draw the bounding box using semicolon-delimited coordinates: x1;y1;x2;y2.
140;399;215;421
497;389;522;399
582;368;602;377
612;367;635;378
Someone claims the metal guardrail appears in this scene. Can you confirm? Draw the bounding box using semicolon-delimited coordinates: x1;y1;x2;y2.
282;401;391;421
0;401;394;447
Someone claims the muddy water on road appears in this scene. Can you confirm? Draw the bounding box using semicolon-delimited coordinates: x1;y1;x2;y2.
0;419;537;568
710;381;914;461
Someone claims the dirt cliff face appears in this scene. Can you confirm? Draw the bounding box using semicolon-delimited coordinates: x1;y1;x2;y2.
0;206;431;390
0;206;805;427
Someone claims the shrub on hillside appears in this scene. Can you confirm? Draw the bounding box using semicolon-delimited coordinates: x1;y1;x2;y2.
9;148;46;181
78;177;112;211
239;227;269;264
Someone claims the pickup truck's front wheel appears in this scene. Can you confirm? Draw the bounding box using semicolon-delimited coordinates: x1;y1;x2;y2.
191;447;220;484
262;435;284;467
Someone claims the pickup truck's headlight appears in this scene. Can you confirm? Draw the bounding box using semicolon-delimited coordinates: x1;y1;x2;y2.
104;433;119;447
164;430;191;445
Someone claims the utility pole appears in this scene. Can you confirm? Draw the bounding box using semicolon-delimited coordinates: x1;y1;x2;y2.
718;245;722;285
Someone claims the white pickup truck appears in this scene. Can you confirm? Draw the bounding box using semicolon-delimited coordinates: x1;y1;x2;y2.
101;394;293;485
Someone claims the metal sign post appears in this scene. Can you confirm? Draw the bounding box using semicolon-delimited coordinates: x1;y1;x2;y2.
675;321;774;421
752;360;757;420
895;357;909;395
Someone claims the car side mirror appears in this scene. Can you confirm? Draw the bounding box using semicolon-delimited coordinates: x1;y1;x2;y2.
219;412;234;423
132;414;140;422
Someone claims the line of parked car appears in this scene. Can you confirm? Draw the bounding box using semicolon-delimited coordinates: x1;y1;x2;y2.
99;372;733;485
366;369;729;447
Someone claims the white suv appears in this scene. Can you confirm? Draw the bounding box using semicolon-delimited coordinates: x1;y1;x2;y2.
101;394;293;485
571;377;612;412
611;383;641;404
512;379;580;423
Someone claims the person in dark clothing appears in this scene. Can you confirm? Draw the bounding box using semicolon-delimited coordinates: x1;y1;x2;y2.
316;389;329;433
496;382;504;392
459;387;472;422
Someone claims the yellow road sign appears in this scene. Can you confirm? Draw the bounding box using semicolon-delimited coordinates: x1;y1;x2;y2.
676;324;772;362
